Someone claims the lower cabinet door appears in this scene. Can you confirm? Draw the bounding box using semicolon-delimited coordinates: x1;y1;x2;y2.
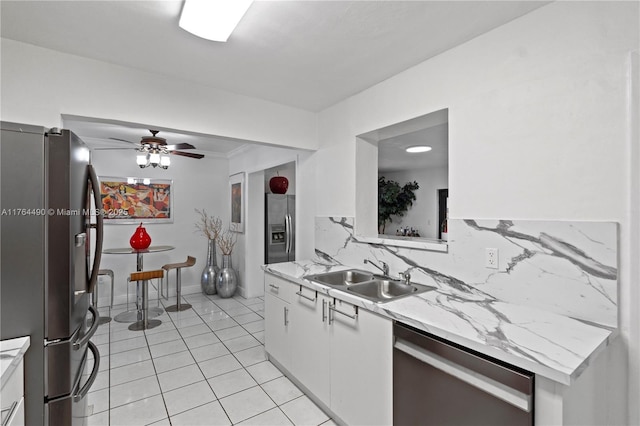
330;300;393;426
1;396;24;426
264;292;291;369
290;290;331;404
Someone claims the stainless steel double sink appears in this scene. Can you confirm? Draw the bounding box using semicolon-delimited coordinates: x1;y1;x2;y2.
304;269;433;303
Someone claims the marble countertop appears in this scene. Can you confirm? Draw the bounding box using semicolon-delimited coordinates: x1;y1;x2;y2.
1;336;30;391
264;260;615;386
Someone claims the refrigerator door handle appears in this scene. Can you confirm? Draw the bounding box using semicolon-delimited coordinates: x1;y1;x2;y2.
289;214;294;254
73;305;100;350
87;164;104;294
72;341;100;403
284;214;289;253
284;214;290;254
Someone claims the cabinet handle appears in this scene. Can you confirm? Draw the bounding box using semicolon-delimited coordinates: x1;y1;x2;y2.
1;401;18;426
322;299;327;322
329;302;358;324
284;306;289;326
269;283;279;291
296;286;317;302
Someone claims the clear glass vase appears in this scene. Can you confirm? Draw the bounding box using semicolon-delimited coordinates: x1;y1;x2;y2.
216;254;237;298
201;239;219;295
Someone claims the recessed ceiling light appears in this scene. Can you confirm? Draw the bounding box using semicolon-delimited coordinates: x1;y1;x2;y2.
405;146;432;153
179;0;254;42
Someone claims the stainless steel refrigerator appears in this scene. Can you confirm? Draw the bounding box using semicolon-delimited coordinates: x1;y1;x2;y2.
265;194;295;264
0;122;104;425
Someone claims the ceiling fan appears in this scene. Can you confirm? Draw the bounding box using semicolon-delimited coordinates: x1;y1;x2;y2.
103;129;205;169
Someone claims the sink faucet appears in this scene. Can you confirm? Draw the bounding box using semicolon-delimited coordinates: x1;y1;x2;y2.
364;259;389;277
399;272;411;285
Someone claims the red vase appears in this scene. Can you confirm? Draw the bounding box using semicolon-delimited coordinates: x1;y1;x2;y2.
269;174;289;194
130;223;151;250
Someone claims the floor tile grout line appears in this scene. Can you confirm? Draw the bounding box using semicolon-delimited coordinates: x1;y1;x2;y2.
201;294;300;425
141;326;174;426
192;294;266;423
160;295;235;425
101;291;334;426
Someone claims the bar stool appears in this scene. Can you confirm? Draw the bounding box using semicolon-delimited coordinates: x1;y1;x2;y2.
91;269;114;324
162;256;196;312
128;269;164;331
114;271;163;323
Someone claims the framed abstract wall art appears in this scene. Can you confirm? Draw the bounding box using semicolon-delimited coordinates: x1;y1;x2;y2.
229;172;244;233
99;177;173;224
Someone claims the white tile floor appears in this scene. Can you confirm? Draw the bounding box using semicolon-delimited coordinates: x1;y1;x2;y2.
87;291;336;426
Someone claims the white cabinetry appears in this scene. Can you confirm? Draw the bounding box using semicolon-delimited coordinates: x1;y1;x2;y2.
0;359;24;426
264;274;294;370
264;273;392;426
290;286;331;404
1;337;29;426
329;299;392;426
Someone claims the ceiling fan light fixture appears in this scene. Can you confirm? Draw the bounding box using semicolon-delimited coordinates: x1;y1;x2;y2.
136;153;149;167
406;145;432;153
149;151;161;167
160;155;171;169
179;0;254;42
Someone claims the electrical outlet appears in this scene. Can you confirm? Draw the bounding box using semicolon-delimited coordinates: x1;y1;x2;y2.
485;248;498;269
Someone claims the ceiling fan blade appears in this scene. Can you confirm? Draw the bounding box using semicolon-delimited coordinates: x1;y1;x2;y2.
165;143;196;150
92;147;137;151
170;151;205;159
108;137;138;145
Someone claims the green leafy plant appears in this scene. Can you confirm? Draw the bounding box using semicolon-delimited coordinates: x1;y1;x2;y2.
378;176;419;234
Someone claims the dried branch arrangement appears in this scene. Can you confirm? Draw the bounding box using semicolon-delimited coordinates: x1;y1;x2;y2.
217;226;238;255
194;209;222;241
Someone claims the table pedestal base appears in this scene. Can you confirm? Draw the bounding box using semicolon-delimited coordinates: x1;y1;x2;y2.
114;307;164;323
129;319;162;331
165;303;192;312
97;316;112;325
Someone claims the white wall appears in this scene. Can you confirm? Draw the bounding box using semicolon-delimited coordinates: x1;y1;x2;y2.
90;149;229;304
318;2;639;423
1;1;638;421
1;36;317;302
380;166;448;238
0;39;317;151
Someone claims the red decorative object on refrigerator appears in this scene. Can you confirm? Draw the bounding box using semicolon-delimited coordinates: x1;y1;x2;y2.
269;173;289;194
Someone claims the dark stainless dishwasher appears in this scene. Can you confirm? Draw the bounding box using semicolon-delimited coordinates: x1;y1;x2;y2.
393;323;534;426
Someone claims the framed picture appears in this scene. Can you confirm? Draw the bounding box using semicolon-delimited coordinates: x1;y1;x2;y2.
99;177;173;224
229;172;244;233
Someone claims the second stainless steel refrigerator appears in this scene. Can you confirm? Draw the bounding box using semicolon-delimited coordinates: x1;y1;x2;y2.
265;194;295;264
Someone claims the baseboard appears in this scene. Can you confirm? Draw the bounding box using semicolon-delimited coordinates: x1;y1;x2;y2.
96;282;244;308
266;352;346;426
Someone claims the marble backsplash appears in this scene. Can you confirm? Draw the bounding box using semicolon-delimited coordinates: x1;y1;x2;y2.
314;217;618;329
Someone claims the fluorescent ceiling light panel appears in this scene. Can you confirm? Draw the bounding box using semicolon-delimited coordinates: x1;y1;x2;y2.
179;0;254;42
406;146;432;153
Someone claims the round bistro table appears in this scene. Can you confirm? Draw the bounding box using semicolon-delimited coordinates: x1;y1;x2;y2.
103;245;174;323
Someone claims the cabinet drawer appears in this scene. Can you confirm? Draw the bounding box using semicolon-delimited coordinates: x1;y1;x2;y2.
265;274;294;303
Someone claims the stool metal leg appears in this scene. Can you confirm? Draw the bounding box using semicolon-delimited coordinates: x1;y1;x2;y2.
166;268;192;312
94;271;112;324
129;279;162;331
115;277;164;323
